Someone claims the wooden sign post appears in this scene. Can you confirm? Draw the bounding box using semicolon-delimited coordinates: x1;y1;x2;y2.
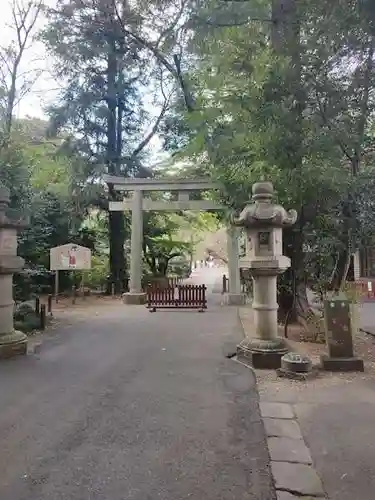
50;244;92;303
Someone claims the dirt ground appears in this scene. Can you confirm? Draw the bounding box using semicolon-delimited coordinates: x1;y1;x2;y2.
40;293;123;311
241;309;375;500
238;306;375;379
280;317;375;377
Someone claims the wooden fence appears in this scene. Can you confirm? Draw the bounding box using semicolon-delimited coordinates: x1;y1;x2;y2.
147;284;207;312
345;280;375;301
142;276;183;291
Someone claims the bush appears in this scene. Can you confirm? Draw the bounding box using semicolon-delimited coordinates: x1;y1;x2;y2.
14;302;35;320
168;260;191;278
83;254;109;289
14;301;41;333
14;314;41;333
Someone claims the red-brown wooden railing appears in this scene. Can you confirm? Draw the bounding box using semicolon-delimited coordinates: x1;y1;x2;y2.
346;280;375;300
142;276;183;291
147;284;207;312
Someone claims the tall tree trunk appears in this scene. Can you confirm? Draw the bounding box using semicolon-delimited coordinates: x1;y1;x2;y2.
271;0;311;322
279;211;310;322
4;61;19;139
107;40;126;294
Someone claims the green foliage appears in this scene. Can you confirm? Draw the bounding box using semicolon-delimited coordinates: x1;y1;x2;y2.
0;118;101;298
0;139;32;212
84;254;109;289
143;211;193;276
161;0;375;307
14;302;42;334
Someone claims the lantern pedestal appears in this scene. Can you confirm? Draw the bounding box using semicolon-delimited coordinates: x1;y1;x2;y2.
0;330;28;359
237;261;290;369
122;292;147;305
0;187;28;359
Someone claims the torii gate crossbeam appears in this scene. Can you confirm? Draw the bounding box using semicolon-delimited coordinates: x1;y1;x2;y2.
104;175;244;305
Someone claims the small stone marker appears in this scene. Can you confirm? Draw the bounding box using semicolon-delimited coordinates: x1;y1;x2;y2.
321;298;364;372
281;352;312;373
277;352;315;380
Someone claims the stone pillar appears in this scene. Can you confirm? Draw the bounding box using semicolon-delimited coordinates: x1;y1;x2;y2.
0;186;28;358
225;226;245;305
321;298;364;372
252;275;279;340
252;274;278;339
123;190;146;304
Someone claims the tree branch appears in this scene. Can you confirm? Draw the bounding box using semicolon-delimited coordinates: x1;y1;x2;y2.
130;89;172;159
155;0;188;48
352;36;374;175
112;3;177;75
314;89;354;163
1;0;43;137
111;0;195;112
173;54;195;111
199;14;273;27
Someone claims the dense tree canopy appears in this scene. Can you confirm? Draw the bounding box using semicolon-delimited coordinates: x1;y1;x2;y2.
1;0;375;329
159;0;375;321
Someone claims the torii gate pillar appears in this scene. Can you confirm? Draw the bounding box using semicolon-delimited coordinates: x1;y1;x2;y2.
225;225;246;305
123;190;146;304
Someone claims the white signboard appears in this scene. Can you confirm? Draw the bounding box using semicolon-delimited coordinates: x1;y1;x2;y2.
50;243;91;271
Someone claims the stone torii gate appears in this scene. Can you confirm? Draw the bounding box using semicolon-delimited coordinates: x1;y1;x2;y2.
104;175;244;305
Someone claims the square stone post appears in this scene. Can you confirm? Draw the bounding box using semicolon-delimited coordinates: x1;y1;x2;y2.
0;186;28;358
225;226;245;305
122;189;146;304
321;298;364;371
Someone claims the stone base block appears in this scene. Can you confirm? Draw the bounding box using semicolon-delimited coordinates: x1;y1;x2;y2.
237;347;286;369
0;330;28;359
122;292;147;305
224;293;246;306
320;354;364;372
237;337;288;369
276;367;319;381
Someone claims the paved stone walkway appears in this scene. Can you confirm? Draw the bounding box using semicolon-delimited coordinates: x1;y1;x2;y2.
0;270;275;500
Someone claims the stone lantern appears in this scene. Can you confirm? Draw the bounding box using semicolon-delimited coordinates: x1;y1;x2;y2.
233;181;297;369
0;185;28;358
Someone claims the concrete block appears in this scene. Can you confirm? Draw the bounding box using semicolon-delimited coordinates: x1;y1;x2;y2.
237;348;285;369
271;462;324;497
263;418;302;439
122;292;146;305
260;402;294;419
320;355;364;372
277;492;325;500
268;437;312;464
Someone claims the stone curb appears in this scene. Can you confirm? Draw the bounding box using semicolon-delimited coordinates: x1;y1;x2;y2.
233;358;327;499
360;326;375;337
233;313;328;498
259;400;328;499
